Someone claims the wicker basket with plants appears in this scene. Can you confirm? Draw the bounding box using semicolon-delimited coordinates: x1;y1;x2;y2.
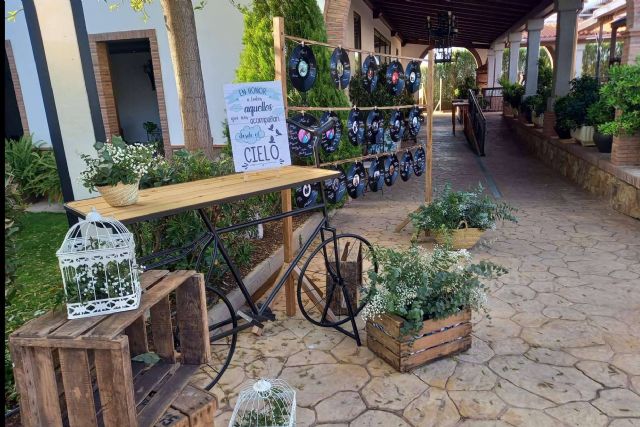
410;183;517;249
363;244;507;371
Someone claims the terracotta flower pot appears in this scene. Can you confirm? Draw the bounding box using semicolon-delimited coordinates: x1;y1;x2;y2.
97;181;140;207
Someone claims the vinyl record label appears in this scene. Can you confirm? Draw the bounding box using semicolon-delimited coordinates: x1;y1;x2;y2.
368;159;385;192
347;108;365;146
389;110;405;142
400;151;414;181
346;162;366;199
408;107;423;136
362;55;379;94
386;61;405;95
288;44;318;92
324;165;347;204
330;47;351;89
405;61;422;94
288;113;318;158
366;109;383;144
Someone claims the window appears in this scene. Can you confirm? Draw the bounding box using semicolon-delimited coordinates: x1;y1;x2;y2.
374;29;391;64
353;12;361;72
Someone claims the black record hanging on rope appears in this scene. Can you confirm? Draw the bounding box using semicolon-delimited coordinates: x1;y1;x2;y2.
388;110;405;143
320;111;342;154
408;107;424;137
361;55;379;94
294;183;320;208
329;47;351;90
400;150;414;182
288;44;318;92
413;147;426;176
386;60;405;96
384;154;400;187
405;61;422;94
346;162;367;199
366;109;383;145
287;113;317;158
323;165;348;204
347;107;366;146
368;158;385;192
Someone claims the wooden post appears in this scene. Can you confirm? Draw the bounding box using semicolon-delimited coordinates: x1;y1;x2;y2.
425;49;435;204
273;16;296;317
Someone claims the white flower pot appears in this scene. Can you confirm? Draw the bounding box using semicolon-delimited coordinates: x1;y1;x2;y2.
571;126;595;146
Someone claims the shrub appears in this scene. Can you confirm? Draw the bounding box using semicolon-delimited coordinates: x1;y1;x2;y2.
5;170;24;302
4;135;62;203
598;58;640;136
409;183;517;235
553;95;578;137
587;99;615;132
499;78;525;110
361;245;507;336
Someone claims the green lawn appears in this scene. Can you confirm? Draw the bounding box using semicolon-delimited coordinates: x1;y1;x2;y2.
5;212;68;408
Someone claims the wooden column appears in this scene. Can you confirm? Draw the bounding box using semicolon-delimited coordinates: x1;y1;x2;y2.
425;49;435;204
273;16;296;317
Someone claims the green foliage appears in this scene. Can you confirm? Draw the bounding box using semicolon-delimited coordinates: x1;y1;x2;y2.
4;135;62;203
362;245;507;337
587;99;615;132
499;78;525;110
80;136;157;192
435;49;477;109
553;75;601;135
5;171;24;303
553;95;578;137
582;41;624;81
409;183;517;234
232;387;290;427
598;58;640;136
5;212;69;409
135;149;280;284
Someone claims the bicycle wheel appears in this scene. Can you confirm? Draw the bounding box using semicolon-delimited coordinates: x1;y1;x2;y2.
296;233;377;327
202;286;237;391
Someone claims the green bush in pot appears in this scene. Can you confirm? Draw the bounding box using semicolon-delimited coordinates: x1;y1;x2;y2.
597;58;640;137
587;99;615;152
553;95;578;139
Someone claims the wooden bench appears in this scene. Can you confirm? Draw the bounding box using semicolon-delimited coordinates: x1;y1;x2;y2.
9;270;216;427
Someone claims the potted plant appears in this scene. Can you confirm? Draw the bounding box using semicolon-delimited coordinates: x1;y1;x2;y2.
500;77;513;116
587;99;616;153
597;58;640;144
568;76;599;145
80;137;156;207
510;83;525;118
363;245;507;371
553;95;577;140
522;94;544;124
409;183;517;249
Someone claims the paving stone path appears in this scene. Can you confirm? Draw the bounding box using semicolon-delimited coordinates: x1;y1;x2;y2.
201;113;640;426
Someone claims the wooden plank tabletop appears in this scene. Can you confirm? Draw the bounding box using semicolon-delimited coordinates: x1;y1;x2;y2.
65;166;339;224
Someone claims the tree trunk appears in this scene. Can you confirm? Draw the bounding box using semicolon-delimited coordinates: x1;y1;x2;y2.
160;0;213;158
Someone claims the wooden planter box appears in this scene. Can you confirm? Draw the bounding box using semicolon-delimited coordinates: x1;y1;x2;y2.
432;227;484;250
366;309;472;372
9;270;215;427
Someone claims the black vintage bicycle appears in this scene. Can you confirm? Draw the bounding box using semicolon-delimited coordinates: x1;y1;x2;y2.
145;115;377;390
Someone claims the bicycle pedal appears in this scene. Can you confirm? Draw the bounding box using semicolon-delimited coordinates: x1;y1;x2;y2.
258;304;276;321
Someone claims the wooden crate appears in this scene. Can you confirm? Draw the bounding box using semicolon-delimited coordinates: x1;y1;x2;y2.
154;385;217;427
366;309;472;372
9;270;212;427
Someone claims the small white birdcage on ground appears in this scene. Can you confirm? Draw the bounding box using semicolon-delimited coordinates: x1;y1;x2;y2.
229;379;296;427
56;209;141;319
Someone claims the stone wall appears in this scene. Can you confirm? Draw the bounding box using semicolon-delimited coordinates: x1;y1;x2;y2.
505;118;640;219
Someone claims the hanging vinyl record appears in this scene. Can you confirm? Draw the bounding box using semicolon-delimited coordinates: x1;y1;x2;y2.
330;47;351;89
389;110;405;142
288;44;317;92
408;107;423;136
366;109;383;144
323;165;347;204
368;158;385;192
288;113;317;157
405;61;422;94
347;107;365;146
320;111;342;153
346;162;366;199
400;150;414;181
384;154;400;186
386;61;405;95
413;147;426;176
362;55;379;94
295;183;319;208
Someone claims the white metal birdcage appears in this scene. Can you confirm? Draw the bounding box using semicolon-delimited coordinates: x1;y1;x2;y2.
229;379;296;427
56;209;141;319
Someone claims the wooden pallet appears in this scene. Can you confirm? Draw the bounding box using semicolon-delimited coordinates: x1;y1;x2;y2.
9;270;213;427
366;309;472;372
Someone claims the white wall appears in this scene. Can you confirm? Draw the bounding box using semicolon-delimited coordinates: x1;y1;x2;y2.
109;51;161;143
345;0;375;69
4;0;52;146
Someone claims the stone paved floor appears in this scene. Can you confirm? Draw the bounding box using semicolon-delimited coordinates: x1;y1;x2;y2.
198;113;640;426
